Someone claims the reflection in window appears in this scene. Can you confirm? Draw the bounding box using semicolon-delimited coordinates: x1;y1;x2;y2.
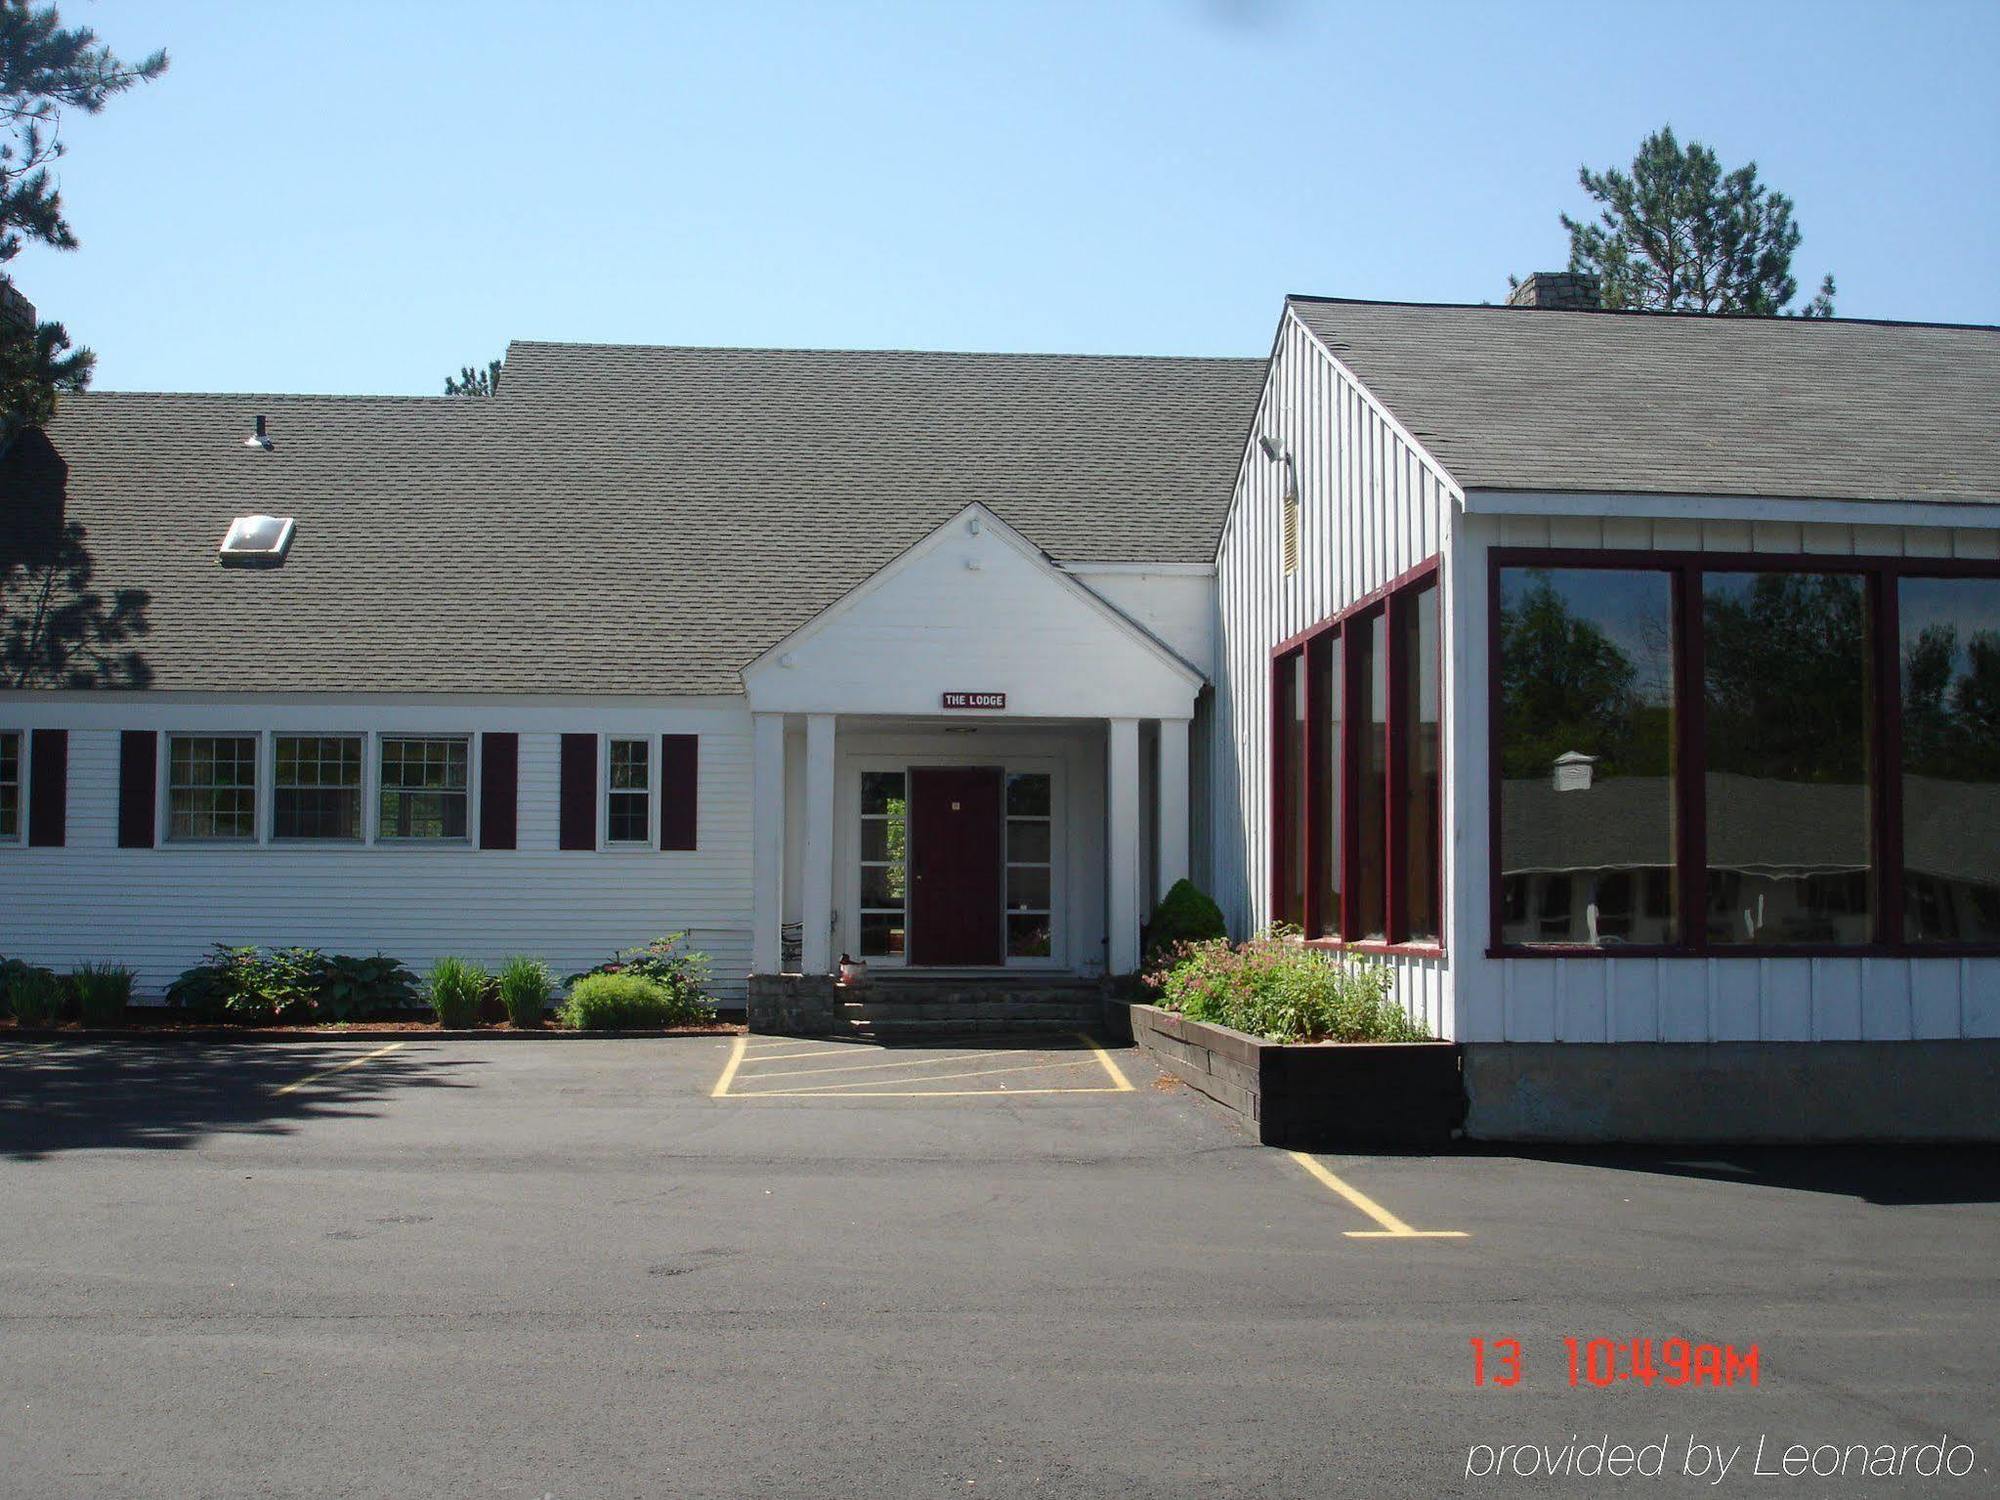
858;771;906;957
1704;572;1872;946
1355;611;1388;940
607;738;651;845
1398;582;1442;942
1310;635;1342;938
1901;577;2000;943
1273;652;1307;928
274;735;362;841
0;731;18;843
379;736;469;841
168;735;259;841
1006;772;1053;958
1498;568;1677;947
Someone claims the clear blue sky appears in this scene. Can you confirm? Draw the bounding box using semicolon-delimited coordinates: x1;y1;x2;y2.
15;0;2000;394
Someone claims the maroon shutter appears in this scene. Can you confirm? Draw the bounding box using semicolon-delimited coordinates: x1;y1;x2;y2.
559;733;596;851
479;733;518;850
27;728;66;847
118;731;157;848
660;734;698;850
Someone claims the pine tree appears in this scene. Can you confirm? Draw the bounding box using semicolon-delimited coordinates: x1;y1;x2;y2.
1555;126;1836;318
444;358;503;398
0;1;167;438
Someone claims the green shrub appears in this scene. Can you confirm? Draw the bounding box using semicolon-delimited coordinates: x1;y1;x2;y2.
426;956;488;1029
314;954;420;1021
1149;931;1428;1044
166;944;272;1022
1142;879;1228;971
563;934;712;1012
6;963;65;1027
496;955;553;1027
71;962;135;1026
559;971;714;1031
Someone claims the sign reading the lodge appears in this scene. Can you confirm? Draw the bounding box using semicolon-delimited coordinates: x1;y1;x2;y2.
941;691;1007;710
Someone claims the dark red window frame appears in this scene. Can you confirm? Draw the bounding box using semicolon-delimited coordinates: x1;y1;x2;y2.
1270;556;1443;956
1487;546;2000;960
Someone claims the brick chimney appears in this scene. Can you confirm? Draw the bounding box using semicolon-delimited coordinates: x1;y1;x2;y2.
1508;272;1600;311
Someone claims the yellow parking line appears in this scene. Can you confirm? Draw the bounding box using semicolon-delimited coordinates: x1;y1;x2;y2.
271;1041;406;1097
1286;1151;1469;1239
1078;1032;1136;1092
735;1056;1099;1096
711;1033;749;1097
741;1044;860;1062
741;1047;1018;1083
736;1086;1132;1099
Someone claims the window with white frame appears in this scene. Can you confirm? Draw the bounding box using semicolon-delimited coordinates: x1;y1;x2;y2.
0;731;20;843
167;734;259;841
273;735;363;841
1005;772;1054;958
857;771;907;958
606;737;651;844
378;736;469;840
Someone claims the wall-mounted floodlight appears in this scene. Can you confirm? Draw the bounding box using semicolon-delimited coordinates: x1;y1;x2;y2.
1257;433;1289;465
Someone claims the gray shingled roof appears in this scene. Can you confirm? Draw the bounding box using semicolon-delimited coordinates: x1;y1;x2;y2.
1288;297;2000;504
7;344;1263;694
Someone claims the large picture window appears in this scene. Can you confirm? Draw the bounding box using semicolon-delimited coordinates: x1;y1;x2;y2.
378;735;469;841
1492;551;2000;955
1270;559;1442;951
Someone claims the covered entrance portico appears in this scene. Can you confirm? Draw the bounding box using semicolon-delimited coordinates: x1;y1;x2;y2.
741;505;1204;983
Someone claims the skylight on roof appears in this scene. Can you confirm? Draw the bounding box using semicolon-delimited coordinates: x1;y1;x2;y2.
218;514;296;567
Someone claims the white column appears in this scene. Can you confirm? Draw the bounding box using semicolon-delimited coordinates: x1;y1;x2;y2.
1107;717;1142;975
1156;716;1191;903
751;712;786;975
800;713;836;976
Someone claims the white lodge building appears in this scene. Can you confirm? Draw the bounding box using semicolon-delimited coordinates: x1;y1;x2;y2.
4;284;1998;1139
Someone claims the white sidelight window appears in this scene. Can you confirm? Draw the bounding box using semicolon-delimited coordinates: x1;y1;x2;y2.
273;735;363;841
167;734;259;842
378;735;469;841
606;737;652;845
857;771;907;958
0;730;19;844
1005;772;1053;958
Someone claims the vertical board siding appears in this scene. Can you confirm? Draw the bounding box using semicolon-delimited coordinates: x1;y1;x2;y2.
0;709;754;999
1454;512;2000;1042
1211;310;1459;1035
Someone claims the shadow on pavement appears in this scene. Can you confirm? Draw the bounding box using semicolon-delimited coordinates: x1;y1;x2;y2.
1478;1143;2000;1207
0;1042;476;1160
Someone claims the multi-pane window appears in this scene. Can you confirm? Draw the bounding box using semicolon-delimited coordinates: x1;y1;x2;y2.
1270;562;1442;949
858;771;907;958
167;735;258;841
273;735;362;841
607;738;651;845
1005;772;1054;959
1900;576;2000;944
1492;553;2000;954
1497;567;1677;947
0;731;19;843
378;736;469;841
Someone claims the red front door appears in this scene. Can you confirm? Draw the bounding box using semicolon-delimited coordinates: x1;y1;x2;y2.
908;766;1005;966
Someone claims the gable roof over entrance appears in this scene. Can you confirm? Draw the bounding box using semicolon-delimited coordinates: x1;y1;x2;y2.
11;344;1262;696
1288;296;2000;504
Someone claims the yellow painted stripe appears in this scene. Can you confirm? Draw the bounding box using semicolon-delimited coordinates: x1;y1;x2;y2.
731;1086;1131;1099
710;1033;749;1098
271;1041;406;1096
734;1056;1097;1096
740;1044;862;1062
1286;1150;1469;1239
741;1047;1017;1083
1078;1032;1135;1092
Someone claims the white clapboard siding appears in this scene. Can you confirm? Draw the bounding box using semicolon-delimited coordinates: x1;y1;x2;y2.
0;699;754;1000
1211;308;1461;1036
1451;511;2000;1043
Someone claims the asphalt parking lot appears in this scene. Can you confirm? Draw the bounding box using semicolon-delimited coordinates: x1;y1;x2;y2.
1;1034;1995;1499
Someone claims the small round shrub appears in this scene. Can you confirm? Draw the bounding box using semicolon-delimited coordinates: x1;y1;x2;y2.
560;972;715;1031
497;955;553;1027
71;962;136;1026
1142;879;1228;972
426;957;489;1029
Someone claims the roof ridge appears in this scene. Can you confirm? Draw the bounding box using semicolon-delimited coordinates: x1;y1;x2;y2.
504;338;1263;365
1285;293;2000;335
62;389;471;404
